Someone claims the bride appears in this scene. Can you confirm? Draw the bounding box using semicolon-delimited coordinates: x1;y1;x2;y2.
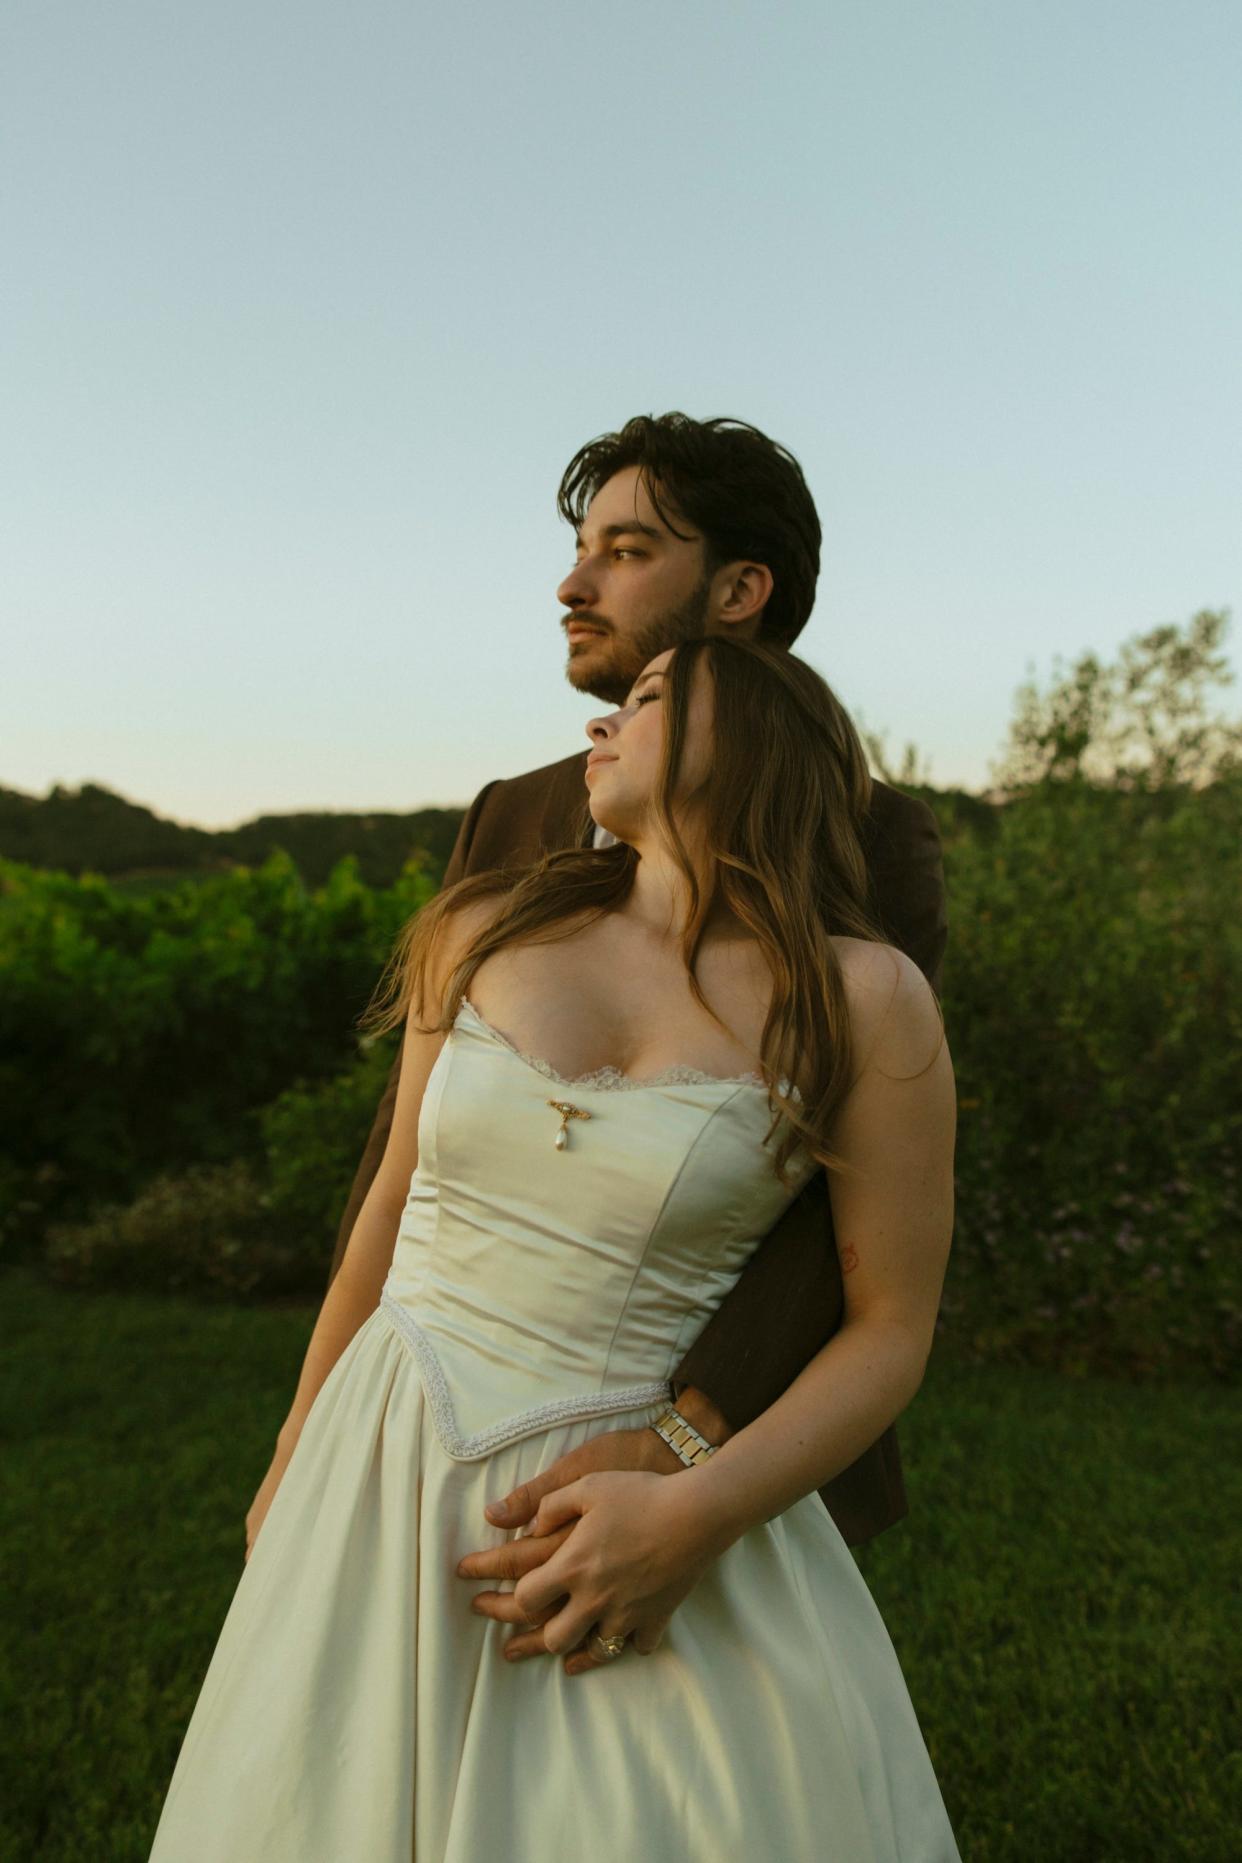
149;632;961;1860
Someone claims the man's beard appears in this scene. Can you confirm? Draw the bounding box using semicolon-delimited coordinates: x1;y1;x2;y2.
578;576;713;707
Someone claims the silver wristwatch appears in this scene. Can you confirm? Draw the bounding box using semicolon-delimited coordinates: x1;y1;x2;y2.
649;1404;718;1466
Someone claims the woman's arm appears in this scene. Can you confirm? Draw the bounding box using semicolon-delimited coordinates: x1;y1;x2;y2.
324;779;503;1293
247;1139;427;1558
274;1171;414;1452
666;787;948;1431
275;898;500;1451
681;942;956;1549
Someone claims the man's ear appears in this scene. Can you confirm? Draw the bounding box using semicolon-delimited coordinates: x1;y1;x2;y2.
713;559;773;629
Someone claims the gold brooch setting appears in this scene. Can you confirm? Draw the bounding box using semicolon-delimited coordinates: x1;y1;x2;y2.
547;1100;592;1150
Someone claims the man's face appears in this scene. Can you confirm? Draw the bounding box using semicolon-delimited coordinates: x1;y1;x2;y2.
557;465;714;709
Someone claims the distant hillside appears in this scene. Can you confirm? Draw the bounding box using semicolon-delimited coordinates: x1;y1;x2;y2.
0;776;1004;894
0;782;468;889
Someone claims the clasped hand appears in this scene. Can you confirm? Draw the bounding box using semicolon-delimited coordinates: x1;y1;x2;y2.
454;1423;726;1676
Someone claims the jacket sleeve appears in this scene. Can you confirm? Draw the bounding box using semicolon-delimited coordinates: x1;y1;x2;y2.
667;789;948;1421
862;790;947;996
324;779;501;1290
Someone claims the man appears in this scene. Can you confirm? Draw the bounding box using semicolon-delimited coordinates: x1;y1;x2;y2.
327;412;947;1671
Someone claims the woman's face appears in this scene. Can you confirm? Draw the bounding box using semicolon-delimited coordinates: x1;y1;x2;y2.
583;647;715;844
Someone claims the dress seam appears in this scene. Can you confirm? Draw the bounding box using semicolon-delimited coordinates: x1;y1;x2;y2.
378;1290;671;1461
599;1084;757;1385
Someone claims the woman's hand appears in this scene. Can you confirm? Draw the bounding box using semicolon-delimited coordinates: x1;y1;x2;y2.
244;1438;295;1563
462;1467;730;1675
453;1418;689;1666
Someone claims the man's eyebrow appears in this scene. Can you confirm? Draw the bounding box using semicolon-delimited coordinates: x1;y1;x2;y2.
574;521;664;549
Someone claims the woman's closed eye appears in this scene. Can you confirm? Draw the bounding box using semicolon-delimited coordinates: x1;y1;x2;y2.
633;692;659;707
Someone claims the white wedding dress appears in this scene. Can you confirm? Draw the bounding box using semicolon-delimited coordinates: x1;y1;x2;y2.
149;994;961;1860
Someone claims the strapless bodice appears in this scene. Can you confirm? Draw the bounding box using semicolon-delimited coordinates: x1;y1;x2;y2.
377;996;820;1459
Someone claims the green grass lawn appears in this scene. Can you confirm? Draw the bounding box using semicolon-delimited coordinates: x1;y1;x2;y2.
2;1265;1238;1861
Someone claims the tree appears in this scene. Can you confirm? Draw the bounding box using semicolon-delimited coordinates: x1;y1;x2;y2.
990;607;1242;795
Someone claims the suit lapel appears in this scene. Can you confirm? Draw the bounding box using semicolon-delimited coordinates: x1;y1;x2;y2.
537;749;597;852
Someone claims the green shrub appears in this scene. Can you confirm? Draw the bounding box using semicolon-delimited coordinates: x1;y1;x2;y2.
13;613;1242;1373
41;1034;402;1301
43;1162;302;1301
259;1036;400;1259
0;850;433;1224
938;773;1241;1377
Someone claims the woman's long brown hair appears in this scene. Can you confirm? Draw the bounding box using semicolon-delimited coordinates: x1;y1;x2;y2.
360;634;943;1188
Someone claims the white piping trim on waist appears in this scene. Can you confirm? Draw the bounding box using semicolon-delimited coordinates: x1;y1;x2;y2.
378;1288;673;1461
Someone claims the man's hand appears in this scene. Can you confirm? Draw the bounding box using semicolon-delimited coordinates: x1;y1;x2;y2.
460;1464;729;1677
455;1391;732;1675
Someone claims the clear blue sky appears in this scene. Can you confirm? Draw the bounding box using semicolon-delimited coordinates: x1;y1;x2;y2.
3;0;1239;826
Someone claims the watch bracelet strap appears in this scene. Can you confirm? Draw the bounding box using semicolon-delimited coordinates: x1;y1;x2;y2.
649;1404;719;1466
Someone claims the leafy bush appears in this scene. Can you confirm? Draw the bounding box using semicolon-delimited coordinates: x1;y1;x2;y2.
42;1034;402;1301
0;850;433;1234
14;611;1242;1376
44;1161;297;1301
31;777;1242;1366
937;776;1241;1378
0;777;465;888
258;1037;400;1259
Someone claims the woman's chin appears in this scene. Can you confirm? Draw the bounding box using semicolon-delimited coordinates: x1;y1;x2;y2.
589;806;630;847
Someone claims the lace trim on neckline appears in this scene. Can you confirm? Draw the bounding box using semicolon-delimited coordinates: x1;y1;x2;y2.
457;995;799;1098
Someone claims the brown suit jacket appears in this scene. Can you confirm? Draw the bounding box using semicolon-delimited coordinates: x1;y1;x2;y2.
328;747;948;1547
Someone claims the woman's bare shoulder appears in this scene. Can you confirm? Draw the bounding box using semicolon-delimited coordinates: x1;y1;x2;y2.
441;887;511;943
429;885;514;1001
830;934;905;1000
829;936;945;1078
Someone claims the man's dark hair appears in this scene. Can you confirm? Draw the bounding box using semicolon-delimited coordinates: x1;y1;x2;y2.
556;412;821;649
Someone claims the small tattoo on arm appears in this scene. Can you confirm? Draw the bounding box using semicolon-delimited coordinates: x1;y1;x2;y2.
839;1244;859;1275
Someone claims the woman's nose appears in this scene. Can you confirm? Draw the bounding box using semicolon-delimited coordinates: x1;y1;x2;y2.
585;713;618;749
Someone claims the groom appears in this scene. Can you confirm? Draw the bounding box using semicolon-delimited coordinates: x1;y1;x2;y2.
327;412;947;1659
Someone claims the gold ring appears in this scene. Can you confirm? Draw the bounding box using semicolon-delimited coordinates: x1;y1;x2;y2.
587;1629;629;1662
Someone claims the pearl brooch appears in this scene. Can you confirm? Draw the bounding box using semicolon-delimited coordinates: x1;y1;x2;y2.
547;1099;592;1150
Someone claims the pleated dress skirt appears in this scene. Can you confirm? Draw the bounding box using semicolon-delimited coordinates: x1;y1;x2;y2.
148;1302;961;1861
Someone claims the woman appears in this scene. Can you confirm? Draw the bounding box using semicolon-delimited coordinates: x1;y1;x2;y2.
149;633;961;1860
